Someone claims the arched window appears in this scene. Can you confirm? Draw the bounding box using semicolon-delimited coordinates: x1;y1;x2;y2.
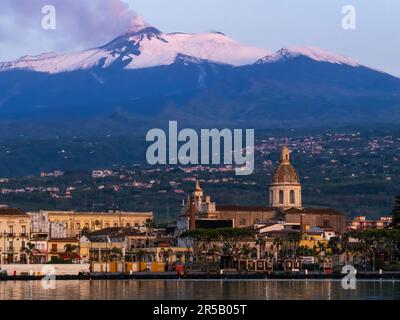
279;190;284;204
290;190;295;204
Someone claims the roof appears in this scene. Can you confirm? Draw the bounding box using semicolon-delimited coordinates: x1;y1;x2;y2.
41;210;153;217
271;163;300;185
0;208;29;217
88;227;148;239
89;227;121;236
271;146;300;185
285;207;345;216
216;205;276;212
48;238;79;242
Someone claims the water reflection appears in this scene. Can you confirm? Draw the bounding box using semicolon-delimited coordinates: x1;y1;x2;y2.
0;280;399;300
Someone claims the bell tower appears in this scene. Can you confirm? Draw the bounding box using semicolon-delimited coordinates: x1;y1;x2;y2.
269;146;302;210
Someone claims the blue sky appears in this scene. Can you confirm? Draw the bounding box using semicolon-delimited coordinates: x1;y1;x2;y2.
0;0;399;76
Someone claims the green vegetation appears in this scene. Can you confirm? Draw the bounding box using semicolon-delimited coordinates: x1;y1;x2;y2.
1;126;400;219
392;195;400;229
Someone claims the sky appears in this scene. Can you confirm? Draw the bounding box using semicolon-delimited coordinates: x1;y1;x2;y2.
0;0;399;76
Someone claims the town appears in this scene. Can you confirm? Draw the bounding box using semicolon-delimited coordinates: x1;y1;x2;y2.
1;127;400;219
0;146;399;278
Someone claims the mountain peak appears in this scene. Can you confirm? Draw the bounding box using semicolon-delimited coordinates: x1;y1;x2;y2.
256;46;360;67
122;26;162;38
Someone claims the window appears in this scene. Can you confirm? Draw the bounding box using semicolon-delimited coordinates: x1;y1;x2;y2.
21;241;26;250
8;226;13;234
21;226;26;235
51;244;57;252
105;223;110;228
114;223;118;227
254;218;260;224
76;223;80;229
290;190;295;204
239;219;246;226
279;190;284;204
126;223;130;227
323;220;330;227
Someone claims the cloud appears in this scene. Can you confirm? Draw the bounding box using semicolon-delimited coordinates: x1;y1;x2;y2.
0;0;147;60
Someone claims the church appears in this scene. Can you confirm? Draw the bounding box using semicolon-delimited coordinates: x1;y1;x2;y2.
178;145;346;234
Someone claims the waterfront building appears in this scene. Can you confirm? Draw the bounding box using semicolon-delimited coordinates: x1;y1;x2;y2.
285;208;346;234
29;211;68;239
299;227;329;249
29;210;153;238
0;208;31;264
347;216;393;231
47;237;81;263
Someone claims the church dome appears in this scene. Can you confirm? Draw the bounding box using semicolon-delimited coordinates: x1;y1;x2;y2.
271;146;300;185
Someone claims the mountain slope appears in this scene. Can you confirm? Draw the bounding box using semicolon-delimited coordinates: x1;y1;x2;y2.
0;27;400;137
0;27;270;73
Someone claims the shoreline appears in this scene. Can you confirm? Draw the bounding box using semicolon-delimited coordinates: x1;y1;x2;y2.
2;271;400;281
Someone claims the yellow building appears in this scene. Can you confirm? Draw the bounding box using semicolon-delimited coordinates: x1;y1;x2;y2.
47;238;80;262
79;239;126;263
300;230;328;251
0;208;31;264
38;210;153;237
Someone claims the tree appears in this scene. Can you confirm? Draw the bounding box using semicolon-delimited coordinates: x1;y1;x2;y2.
159;248;174;265
392;195;400;229
81;227;90;237
136;249;148;271
65;244;78;253
216;228;255;270
110;247;122;261
180;229;219;271
21;242;36;264
180;228;255;272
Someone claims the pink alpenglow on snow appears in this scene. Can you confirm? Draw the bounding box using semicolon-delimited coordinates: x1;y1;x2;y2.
256;46;360;67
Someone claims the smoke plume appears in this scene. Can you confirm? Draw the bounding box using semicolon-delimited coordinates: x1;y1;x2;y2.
0;0;148;60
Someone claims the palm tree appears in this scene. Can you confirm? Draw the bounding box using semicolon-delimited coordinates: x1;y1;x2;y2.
160;248;174;266
65;244;78;253
81;227;90;237
256;237;266;259
272;238;283;264
136;249;147;271
21;242;35;264
110;247;122;261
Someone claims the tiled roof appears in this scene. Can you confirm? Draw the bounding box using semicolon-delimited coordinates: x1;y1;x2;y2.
216;205;276;212
48;238;79;242
285;207;345;216
271;163;300;184
88;227;147;238
0;208;29;216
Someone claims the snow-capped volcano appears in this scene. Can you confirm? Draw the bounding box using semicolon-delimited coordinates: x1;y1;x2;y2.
256;46;360;67
0;26;271;74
